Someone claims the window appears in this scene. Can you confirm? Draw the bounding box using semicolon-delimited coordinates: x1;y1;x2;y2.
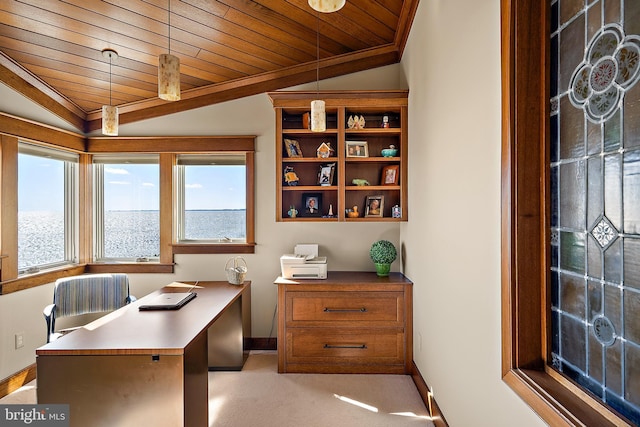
176;154;247;242
93;155;159;262
1;133;254;293
502;1;638;425
17;143;78;274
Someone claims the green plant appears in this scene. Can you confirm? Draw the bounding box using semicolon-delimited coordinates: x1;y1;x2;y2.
369;240;397;264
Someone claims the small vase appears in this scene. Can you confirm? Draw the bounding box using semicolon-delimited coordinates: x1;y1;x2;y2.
375;263;391;277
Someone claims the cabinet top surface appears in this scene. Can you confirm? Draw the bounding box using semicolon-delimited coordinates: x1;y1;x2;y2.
275;271;412;286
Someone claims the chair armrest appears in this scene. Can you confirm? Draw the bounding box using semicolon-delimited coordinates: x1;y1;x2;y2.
43;303;55;343
43;303;55;319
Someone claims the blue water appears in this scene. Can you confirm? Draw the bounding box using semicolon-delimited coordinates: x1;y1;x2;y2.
18;210;246;268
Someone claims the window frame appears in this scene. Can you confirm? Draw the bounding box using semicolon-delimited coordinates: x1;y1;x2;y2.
175;153;249;244
501;0;634;425
0;123;255;293
92;154;161;263
17;142;79;274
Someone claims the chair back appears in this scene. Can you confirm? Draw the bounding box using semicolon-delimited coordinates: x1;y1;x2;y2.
53;273;131;318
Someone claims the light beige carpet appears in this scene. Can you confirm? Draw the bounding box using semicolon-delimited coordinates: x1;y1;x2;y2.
1;351;433;426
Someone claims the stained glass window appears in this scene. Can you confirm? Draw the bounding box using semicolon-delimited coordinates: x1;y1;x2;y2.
550;1;640;424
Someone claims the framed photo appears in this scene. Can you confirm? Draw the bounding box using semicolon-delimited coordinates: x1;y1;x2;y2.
381;165;399;185
284;138;303;157
303;193;322;217
318;163;335;186
365;195;384;218
346;140;368;158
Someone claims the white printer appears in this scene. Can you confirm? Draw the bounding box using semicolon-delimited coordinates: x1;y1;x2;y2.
280;244;327;279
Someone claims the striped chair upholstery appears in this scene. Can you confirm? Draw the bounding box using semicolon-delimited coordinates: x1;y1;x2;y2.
43;273;136;343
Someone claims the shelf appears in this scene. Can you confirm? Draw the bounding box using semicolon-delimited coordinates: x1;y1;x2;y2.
283;185;338;191
270;90;408;222
345;157;400;163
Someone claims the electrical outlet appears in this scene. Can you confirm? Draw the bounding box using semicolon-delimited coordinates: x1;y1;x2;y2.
15;332;24;349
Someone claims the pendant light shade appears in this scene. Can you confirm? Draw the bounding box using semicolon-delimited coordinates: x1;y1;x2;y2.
308;0;345;13
158;53;181;101
158;0;180;101
101;48;118;136
310;100;326;132
102;105;119;136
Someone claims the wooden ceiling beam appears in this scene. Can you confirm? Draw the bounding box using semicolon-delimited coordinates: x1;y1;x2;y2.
0;52;86;132
84;44;400;132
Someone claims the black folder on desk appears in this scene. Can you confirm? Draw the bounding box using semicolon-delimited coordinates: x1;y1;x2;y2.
139;292;197;310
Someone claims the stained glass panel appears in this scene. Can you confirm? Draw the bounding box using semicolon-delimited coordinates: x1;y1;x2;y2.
551;0;640;424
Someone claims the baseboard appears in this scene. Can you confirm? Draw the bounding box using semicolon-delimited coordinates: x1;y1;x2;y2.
411;361;449;427
0;363;36;399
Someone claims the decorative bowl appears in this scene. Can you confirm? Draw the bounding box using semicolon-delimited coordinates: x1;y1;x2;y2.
381;148;398;157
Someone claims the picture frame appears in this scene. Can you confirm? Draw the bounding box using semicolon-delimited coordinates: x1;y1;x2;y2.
318;163;335;186
380;165;399;185
365;195;384;218
346;140;368;158
284;138;303;157
303;193;322;217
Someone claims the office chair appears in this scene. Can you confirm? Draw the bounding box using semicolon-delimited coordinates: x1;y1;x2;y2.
43;273;136;343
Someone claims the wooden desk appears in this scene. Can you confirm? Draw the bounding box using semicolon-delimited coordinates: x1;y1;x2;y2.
36;281;250;427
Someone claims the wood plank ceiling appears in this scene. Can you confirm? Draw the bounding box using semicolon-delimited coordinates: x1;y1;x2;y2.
0;0;419;133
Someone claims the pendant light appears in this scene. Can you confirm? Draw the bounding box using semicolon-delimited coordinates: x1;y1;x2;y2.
158;0;180;101
101;48;118;136
310;14;325;132
308;0;346;13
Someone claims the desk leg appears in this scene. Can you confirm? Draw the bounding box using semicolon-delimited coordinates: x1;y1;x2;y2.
208;297;247;370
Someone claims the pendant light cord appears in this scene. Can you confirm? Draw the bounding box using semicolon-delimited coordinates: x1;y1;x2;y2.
316;13;320;94
109;53;112;107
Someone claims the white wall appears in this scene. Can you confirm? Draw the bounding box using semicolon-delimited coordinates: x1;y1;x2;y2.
400;1;545;426
0;65;405;380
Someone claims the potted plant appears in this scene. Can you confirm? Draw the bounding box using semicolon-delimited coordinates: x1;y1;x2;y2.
369;240;397;277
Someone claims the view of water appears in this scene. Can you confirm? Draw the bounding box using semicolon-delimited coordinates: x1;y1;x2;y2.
18;210;246;268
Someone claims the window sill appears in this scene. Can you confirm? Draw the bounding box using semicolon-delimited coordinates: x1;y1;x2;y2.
0;265;86;295
504;368;632;426
172;243;256;254
86;263;175;274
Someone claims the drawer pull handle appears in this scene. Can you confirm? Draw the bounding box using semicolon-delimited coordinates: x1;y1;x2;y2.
323;344;367;349
323;307;367;313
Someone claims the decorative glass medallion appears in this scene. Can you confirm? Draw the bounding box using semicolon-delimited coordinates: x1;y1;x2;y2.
569;24;640;123
590;216;618;250
592;315;616;347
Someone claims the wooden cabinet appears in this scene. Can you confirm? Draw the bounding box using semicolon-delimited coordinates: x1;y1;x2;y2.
275;271;413;374
268;90;408;222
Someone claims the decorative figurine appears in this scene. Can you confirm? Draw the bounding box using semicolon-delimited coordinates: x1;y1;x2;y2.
284;166;299;186
288;205;298;218
381;114;390;128
347;115;366;129
328;204;334;216
352;178;370;186
381;145;398;157
317;142;332;158
346;206;360;218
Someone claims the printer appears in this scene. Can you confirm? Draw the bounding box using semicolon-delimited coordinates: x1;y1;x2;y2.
280;244;327;279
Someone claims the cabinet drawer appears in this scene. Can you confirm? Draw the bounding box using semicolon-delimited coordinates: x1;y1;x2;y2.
286;291;402;325
286;328;405;365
